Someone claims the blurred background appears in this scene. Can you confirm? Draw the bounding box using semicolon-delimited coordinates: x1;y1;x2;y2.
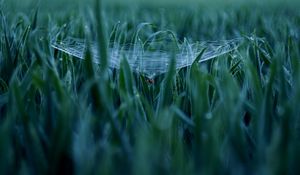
2;0;300;42
3;0;300;13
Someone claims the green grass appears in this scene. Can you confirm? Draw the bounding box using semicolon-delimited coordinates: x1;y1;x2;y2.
1;0;300;175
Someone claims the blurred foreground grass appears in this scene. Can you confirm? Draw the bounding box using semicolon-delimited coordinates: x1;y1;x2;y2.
1;0;300;175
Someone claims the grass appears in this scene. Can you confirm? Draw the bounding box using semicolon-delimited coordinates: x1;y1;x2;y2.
1;0;300;174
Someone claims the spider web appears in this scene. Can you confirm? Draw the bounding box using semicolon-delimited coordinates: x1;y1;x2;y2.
51;37;243;78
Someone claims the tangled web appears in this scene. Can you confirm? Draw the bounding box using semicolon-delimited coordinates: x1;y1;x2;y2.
51;37;243;78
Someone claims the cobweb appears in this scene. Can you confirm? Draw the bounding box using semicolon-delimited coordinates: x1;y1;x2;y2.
51;37;243;78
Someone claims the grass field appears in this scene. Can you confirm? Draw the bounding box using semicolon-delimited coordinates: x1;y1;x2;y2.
1;0;300;174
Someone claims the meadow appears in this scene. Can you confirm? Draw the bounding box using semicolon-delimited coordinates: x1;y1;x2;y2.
1;0;300;174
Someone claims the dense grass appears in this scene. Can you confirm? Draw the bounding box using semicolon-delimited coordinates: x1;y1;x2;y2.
1;0;300;174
